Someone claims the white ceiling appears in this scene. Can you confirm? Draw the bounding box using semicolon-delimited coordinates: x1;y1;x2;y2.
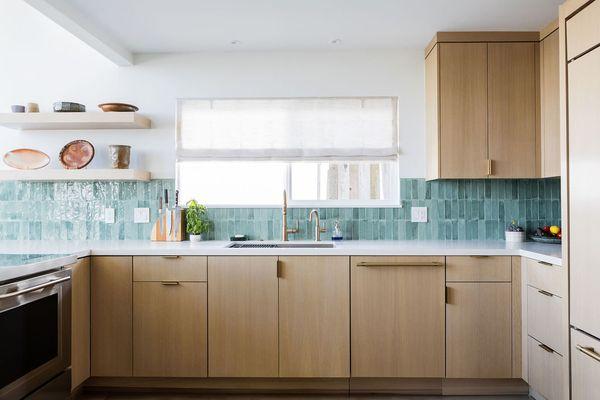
60;0;561;53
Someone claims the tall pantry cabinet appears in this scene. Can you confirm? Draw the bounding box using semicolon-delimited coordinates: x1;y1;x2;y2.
561;0;600;398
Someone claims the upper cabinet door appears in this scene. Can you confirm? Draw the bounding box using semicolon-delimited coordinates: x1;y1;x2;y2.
278;256;350;378
568;47;600;339
541;30;561;178
488;42;537;178
439;43;489;178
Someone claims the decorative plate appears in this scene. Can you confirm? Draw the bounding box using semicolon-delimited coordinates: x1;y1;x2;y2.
529;235;561;244
3;149;50;170
59;140;95;169
98;103;139;112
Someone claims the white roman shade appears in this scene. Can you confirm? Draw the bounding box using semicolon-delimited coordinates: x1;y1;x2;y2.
177;97;399;161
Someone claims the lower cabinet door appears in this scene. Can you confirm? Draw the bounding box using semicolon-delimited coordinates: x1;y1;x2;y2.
278;256;350;377
528;336;563;400
446;282;512;378
351;256;445;377
571;328;600;400
208;256;279;377
133;282;207;377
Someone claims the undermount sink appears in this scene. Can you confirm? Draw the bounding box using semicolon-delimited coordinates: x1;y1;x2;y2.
227;242;335;249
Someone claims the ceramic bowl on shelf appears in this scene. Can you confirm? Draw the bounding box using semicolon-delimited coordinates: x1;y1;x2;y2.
53;102;86;112
3;149;50;170
59;140;95;169
10;105;25;113
98;103;139;112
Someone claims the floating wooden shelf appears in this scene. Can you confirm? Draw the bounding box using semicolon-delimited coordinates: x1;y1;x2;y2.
0;112;151;130
0;169;151;182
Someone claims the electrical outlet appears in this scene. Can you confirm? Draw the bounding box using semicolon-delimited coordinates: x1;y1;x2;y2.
411;206;428;223
104;208;115;224
134;208;150;224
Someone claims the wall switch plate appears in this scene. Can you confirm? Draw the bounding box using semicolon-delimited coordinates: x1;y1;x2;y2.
104;208;115;224
411;206;428;223
134;208;150;224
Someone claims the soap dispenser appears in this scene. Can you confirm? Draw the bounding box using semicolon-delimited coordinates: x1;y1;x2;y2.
332;220;343;241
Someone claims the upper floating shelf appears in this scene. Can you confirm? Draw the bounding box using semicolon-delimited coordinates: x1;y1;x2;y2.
0;112;151;130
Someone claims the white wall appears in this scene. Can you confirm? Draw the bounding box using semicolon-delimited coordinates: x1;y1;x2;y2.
0;0;426;178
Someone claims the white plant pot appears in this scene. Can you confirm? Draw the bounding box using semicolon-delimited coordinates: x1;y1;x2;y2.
189;234;205;242
505;231;526;243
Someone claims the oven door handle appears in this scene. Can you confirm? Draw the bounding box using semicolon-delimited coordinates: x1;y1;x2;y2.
0;276;71;299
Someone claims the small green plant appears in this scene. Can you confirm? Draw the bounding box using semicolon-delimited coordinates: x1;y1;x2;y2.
186;200;211;235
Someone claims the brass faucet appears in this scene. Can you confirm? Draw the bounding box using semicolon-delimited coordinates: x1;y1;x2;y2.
282;190;299;241
308;209;327;241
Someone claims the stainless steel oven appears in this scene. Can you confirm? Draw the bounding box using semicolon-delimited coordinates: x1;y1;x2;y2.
0;268;71;400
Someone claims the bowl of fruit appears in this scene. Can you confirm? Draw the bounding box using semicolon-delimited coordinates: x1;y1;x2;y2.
530;225;562;244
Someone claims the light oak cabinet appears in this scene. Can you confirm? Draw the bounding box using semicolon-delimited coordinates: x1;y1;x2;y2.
350;256;445;377
91;256;133;377
540;26;560;177
446;256;512;378
568;43;600;340
132;256;208;377
133;279;207;377
71;257;90;390
208;256;279;377
571;328;600;400
425;33;538;180
278;256;350;378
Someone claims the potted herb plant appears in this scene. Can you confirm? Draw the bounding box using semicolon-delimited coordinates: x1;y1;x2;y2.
186;200;210;242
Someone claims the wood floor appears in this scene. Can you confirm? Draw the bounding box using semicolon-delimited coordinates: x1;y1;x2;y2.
77;394;529;400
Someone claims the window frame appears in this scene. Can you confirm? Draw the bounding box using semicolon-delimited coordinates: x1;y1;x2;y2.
175;96;401;208
176;160;401;208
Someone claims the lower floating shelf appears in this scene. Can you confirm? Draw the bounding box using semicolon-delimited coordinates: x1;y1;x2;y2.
0;169;151;182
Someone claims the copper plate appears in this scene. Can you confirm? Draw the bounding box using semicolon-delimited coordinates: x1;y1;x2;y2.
59;140;95;170
98;103;139;112
3;149;50;170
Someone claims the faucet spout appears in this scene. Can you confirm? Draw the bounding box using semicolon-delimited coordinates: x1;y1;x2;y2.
308;209;326;241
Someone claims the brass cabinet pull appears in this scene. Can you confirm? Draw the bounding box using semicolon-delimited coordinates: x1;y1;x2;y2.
356;261;444;267
162;255;180;259
276;260;282;278
538;343;555;354
538;289;554;297
487;159;493;176
469;255;490;258
445;286;449;304
576;345;600;363
538;261;554;267
161;281;180;286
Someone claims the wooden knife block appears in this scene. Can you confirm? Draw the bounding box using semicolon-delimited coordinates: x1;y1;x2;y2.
151;209;185;242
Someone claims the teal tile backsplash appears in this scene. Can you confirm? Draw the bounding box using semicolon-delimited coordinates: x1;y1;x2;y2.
0;178;560;241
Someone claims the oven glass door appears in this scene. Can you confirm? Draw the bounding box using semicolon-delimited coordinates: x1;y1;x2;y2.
0;269;70;399
0;293;59;387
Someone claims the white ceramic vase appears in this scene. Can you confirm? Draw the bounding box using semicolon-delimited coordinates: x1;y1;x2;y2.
189;234;205;242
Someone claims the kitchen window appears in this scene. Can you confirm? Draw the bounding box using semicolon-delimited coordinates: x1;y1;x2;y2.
176;97;399;207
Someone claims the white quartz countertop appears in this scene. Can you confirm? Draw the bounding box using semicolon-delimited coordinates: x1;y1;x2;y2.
0;240;562;266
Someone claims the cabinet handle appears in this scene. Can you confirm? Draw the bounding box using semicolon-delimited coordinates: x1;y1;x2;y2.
538;343;555;354
162;256;180;259
538;289;554;297
161;281;180;286
487;159;493;176
576;345;600;363
276;260;282;278
469;255;490;258
445;286;449;304
356;261;444;267
538;261;553;267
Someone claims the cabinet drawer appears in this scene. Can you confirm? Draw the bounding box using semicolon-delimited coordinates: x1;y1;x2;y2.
133;256;207;282
525;257;564;297
571;328;600;400
528;336;563;400
527;285;564;355
446;256;511;282
567;0;600;60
